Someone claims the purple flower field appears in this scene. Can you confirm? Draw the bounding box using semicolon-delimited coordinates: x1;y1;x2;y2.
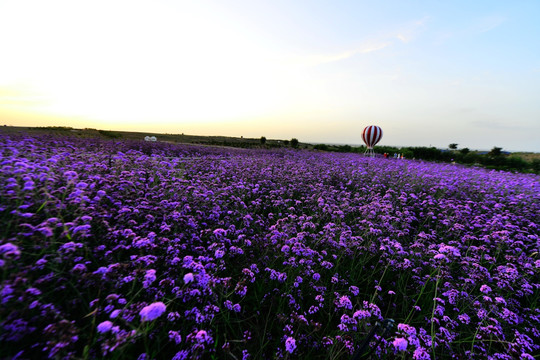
1;133;539;359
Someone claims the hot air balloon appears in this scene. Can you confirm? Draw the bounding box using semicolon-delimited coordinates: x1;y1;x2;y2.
362;125;383;157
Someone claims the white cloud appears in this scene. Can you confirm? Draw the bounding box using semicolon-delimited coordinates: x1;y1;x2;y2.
282;16;430;67
284;41;390;67
360;42;392;54
396;34;409;42
476;15;506;33
395;16;430;43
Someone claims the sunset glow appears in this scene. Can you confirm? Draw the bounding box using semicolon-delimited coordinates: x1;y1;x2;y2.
1;0;539;151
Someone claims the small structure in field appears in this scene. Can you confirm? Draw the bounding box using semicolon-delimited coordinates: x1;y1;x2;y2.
362;125;383;157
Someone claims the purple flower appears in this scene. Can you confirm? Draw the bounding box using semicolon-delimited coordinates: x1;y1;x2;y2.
214;249;225;259
336;295;352;310
140;302;167;321
38;226;54;237
63;170;78;180
76;181;88;189
480;284;492;294
501;308;519;324
169;330;182;344
213;228;227;237
285;337;296;353
26;287;42;296
97;321;113;333
0;243;20;259
59;241;83;253
397;323;417;336
495;297;507;305
413;347;430;360
183;273;194;284
172;350;189;360
143;269;156;288
72;224;91;234
23;180;35;191
393;337;408;351
71;263;87;273
433;253;448;262
458;314;470;324
353;310;370;319
194;329;211;344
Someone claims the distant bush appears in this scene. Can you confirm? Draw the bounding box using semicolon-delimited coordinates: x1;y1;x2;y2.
31;126;73;131
314;144;329;151
530;159;540;172
463;152;481;164
374;145;400;155
337;144;351;152
506;156;528;171
407;147;442;161
400;148;414;159
98;130;122;139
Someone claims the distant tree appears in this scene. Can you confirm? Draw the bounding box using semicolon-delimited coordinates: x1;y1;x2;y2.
260;136;266;145
449;143;458;150
290;138;299;148
283;140;290;146
376;145;400;155
314;144;329;151
407;146;442;161
463;152;481;164
460;147;470;155
401;149;414;159
98;130;122;139
488;147;503;157
506;156;528;171
531;159;540;173
337;144;352;152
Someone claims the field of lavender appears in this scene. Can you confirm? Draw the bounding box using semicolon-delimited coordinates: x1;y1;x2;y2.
1;133;538;360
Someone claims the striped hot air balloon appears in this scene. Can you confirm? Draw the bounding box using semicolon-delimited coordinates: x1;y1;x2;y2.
362;125;383;157
362;125;383;149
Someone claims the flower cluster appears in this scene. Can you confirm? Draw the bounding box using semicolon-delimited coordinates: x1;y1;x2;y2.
0;133;538;359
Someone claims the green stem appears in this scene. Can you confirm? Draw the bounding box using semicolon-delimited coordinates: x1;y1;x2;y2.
470;308;493;356
430;268;441;359
370;263;390;303
403;267;439;325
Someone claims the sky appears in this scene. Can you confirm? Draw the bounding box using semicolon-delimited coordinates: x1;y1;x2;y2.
1;0;539;152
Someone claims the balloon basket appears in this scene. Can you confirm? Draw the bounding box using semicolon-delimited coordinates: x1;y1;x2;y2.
364;148;376;158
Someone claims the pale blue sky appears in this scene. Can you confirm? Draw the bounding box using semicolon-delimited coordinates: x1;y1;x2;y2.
0;0;539;151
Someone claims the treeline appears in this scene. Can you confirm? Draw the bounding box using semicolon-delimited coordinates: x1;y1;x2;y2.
28;126;122;139
313;143;540;174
